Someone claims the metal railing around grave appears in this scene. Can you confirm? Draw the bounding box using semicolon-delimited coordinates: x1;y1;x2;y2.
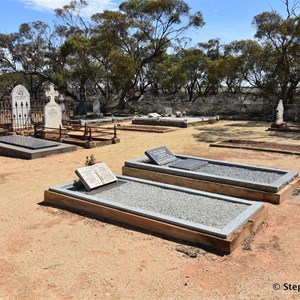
0;98;71;131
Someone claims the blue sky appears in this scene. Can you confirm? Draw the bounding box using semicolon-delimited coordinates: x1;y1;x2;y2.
0;0;291;45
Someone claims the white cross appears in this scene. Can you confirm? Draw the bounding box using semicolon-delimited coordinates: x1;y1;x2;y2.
46;84;59;103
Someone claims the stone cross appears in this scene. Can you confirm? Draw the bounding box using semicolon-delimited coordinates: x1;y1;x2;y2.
46;84;59;104
44;84;62;129
275;100;284;125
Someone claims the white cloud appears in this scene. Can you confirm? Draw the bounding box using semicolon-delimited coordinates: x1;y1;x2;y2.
19;0;118;16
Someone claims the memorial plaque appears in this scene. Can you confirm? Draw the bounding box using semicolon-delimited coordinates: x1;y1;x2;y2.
145;146;178;165
169;158;208;171
75;162;118;191
0;135;58;150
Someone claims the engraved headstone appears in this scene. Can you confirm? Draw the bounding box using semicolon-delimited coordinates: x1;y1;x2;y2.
11;85;31;130
275;100;284;125
145;146;177;165
75;162;118;191
93;100;100;115
44;85;62;129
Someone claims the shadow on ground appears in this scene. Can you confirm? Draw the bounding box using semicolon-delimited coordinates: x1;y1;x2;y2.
193;121;300;143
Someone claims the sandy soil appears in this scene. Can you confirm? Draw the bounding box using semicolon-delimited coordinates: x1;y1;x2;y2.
1;120;300;300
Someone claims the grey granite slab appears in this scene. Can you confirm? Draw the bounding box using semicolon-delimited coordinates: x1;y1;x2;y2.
124;155;298;193
49;175;263;239
0;135;58;150
0;136;77;159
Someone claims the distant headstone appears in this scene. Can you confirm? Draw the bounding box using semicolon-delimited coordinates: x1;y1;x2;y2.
175;111;183;118
145;146;177;165
148;112;161;118
74;101;87;116
11;85;31;130
44;85;62;129
75;162;118;191
275;100;284;125
93;100;100;115
165;107;172;115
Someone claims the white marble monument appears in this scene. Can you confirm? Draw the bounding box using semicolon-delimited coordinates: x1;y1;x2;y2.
275;100;284;125
44;85;62;129
11;85;31;130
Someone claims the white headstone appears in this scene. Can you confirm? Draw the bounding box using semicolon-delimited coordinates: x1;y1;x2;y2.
44;85;62;129
275;100;284;125
11;85;31;130
165;107;172;115
93;100;100;115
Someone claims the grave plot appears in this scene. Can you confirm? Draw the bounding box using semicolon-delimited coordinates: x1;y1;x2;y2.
43;163;266;254
0;135;76;159
210;139;300;155
122;146;300;204
132;116;219;128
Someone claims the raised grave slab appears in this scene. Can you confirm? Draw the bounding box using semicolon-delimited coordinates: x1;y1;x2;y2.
44;175;266;254
0;135;77;159
123;148;299;204
0;135;58;150
132;116;219;128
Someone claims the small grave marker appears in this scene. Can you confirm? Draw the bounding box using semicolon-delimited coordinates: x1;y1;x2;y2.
145;146;208;170
145;146;178;165
93;100;100;115
75;162;118;191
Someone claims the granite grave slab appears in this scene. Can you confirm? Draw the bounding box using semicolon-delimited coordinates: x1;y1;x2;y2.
44;175;266;253
0;135;77;159
123;148;299;203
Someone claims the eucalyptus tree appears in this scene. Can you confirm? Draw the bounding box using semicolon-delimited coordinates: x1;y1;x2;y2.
91;0;204;110
252;3;300;104
0;21;60;99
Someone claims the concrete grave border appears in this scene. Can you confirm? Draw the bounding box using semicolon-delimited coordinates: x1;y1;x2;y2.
123;155;299;204
44;175;266;254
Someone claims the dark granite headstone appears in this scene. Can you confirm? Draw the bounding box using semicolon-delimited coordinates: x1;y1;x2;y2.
169;158;208;171
0;135;58;150
145;146;177;165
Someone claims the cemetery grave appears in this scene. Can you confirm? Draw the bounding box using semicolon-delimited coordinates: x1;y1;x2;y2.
122;146;300;204
210;139;300;155
132;115;219;128
44;162;267;254
0;135;76;159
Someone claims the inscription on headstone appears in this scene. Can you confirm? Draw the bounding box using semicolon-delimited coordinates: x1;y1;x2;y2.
145;146;178;165
44;85;62;129
11;85;31;130
75;162;118;191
